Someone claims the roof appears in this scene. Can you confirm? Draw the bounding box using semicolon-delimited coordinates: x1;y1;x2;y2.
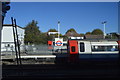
68;39;119;42
3;24;24;29
64;31;83;37
84;35;104;39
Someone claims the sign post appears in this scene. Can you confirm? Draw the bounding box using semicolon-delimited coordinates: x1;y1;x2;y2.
55;38;63;53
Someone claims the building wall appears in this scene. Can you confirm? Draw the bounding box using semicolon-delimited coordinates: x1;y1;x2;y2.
1;25;25;52
1;26;14;42
17;26;25;45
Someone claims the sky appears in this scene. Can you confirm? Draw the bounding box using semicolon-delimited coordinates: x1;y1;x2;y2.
4;2;118;35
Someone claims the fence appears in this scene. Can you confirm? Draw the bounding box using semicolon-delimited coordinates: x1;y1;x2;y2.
1;44;68;56
24;44;53;55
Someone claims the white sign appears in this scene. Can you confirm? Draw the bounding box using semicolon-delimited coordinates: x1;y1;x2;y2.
55;38;63;46
48;32;59;35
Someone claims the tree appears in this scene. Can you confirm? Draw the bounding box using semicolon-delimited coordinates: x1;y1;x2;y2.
47;29;58;39
39;33;48;44
79;33;84;36
91;29;103;35
24;20;41;44
85;32;91;35
106;33;118;39
48;29;58;32
65;28;77;34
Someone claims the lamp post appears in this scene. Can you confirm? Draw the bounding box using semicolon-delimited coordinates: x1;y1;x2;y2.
102;21;107;39
58;21;60;38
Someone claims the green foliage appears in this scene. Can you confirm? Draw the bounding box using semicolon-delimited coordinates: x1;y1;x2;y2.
54;33;62;37
24;20;41;44
111;33;118;39
39;33;48;44
91;29;103;35
85;32;91;35
62;35;68;41
79;33;84;36
48;29;58;32
106;33;118;39
24;20;109;45
66;28;76;34
47;29;63;38
47;35;53;41
24;20;57;45
105;35;111;39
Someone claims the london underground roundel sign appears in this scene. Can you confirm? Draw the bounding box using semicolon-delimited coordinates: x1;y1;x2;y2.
55;38;63;46
56;40;62;46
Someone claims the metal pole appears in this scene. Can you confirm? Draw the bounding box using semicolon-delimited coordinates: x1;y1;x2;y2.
58;21;60;38
11;17;19;65
14;19;22;65
104;23;106;39
102;21;107;39
0;2;2;79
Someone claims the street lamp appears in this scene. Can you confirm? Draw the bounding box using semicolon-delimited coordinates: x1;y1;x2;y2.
58;21;60;38
102;21;107;39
